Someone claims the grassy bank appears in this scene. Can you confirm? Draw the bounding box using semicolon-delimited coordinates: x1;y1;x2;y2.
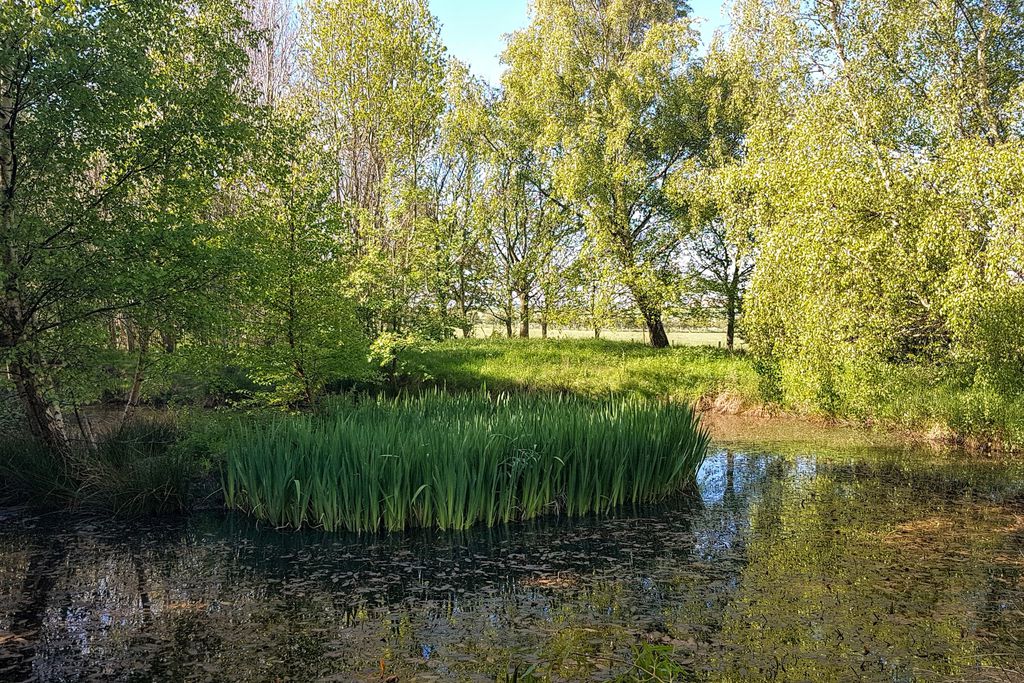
223;391;709;532
403;338;760;408
403;338;1024;450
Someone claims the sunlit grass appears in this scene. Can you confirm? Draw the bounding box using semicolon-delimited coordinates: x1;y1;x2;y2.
223;390;709;532
403;337;760;406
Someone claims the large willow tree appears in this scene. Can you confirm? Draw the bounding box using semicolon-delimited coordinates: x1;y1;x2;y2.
502;0;715;347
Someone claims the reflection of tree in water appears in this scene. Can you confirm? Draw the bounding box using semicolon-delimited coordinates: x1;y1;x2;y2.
1;447;1022;681
0;497;712;680
3;537;63;682
707;454;1024;681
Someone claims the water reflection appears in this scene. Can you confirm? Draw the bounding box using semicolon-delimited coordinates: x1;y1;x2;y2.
1;443;1023;681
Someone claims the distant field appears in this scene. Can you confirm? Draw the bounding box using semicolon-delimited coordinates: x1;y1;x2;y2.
471;325;743;348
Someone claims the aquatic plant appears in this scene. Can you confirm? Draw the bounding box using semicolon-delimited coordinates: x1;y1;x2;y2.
223;391;709;531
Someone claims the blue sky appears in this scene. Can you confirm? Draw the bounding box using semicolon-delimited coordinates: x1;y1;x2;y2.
429;0;730;85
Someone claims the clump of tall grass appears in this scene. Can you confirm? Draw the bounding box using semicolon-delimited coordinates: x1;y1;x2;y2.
0;418;202;515
223;391;710;532
77;419;198;515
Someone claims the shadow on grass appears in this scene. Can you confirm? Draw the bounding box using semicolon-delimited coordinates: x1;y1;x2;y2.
403;337;762;406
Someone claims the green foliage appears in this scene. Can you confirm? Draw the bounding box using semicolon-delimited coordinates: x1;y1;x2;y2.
4;0;1023;463
502;0;716;345
222;391;709;531
0;0;255;444
620;643;689;682
724;0;1024;422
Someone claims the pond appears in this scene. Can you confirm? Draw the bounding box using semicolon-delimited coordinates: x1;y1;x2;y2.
2;424;1023;681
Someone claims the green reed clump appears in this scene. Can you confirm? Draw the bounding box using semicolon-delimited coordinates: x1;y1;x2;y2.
223;391;709;532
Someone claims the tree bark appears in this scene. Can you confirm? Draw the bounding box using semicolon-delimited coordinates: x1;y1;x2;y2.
1;58;70;448
160;329;176;354
641;308;670;349
726;259;742;350
8;358;70;452
518;294;530;338
119;331;149;431
541;320;548;339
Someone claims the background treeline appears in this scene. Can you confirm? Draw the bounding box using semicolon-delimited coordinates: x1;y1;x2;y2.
1;0;1022;450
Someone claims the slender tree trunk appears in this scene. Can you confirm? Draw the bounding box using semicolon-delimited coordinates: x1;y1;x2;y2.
726;305;736;351
160;330;176;354
504;318;513;338
518;293;529;338
73;403;98;451
541;319;548;339
125;321;137;353
726;261;741;351
8;358;70;451
287;218;314;405
594;327;600;339
0;60;69;448
119;331;149;430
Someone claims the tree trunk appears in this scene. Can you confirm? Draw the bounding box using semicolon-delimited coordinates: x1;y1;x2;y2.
119;332;149;431
504;317;513;338
541;320;548;339
9;358;70;452
518;294;529;338
160;330;176;354
624;274;670;349
457;293;472;338
125;321;137;353
643;310;670;349
726;306;736;351
594;327;600;339
73;403;98;451
726;261;741;351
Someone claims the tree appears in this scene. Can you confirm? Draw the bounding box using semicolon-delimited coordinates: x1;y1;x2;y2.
728;0;1024;409
303;0;445;337
423;61;493;338
502;0;715;347
683;221;754;350
0;0;252;448
232;107;371;406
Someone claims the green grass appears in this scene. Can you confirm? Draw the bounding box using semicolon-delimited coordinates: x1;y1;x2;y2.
0;418;206;515
403;337;1024;449
403;338;760;407
473;324;742;347
222;390;709;532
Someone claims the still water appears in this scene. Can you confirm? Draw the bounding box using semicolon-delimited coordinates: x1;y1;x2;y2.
2;427;1023;681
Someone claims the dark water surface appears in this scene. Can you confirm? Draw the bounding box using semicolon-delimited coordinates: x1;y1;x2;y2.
2;433;1024;681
